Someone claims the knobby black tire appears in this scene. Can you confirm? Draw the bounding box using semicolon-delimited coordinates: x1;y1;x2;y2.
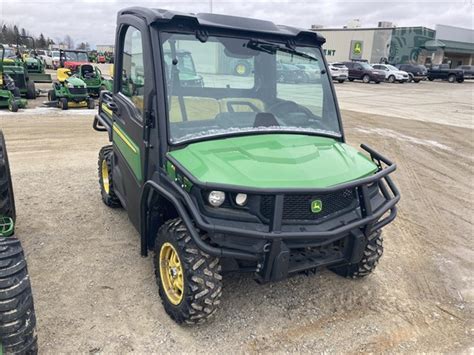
0;237;38;354
0;131;16;222
98;145;121;208
154;218;222;325
329;231;383;278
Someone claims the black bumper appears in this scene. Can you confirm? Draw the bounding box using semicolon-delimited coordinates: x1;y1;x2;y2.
143;145;400;281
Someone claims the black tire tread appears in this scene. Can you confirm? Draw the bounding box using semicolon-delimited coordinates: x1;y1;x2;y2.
98;145;121;208
154;218;222;325
329;231;383;278
0;131;16;222
0;237;37;354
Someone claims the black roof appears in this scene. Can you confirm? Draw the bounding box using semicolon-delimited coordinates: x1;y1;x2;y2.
118;7;325;44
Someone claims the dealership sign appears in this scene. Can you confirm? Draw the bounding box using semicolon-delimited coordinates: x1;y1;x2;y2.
323;49;336;56
350;40;363;59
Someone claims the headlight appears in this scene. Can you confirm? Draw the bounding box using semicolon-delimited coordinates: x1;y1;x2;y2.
235;193;247;206
208;191;225;207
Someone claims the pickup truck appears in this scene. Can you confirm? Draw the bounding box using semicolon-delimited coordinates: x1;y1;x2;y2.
427;64;464;83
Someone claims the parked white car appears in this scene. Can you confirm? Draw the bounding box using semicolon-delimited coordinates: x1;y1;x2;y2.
328;63;349;83
33;50;53;68
51;50;61;69
371;64;409;83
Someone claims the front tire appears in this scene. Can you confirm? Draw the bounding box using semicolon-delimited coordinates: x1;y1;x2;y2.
0;237;38;354
362;74;370;83
154;218;222;325
329;231;383;278
98;145;121;208
448;74;456;83
60;98;68;110
338;79;345;83
388;75;395;83
87;98;95;109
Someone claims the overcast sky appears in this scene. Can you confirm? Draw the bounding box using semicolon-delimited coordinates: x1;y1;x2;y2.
1;0;472;47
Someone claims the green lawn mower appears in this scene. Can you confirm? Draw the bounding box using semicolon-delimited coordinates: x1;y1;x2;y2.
0;46;27;112
75;64;109;97
47;68;95;110
0;131;38;354
2;48;36;100
17;36;52;83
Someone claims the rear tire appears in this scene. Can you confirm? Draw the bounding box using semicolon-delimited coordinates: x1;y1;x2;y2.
0;131;15;222
0;237;38;354
414;79;421;83
154;218;222;325
98;145;121;208
338;79;345;83
26;81;36;100
329;231;383;278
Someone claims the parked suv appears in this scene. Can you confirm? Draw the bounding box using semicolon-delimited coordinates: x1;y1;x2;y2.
343;61;385;83
396;64;427;83
329;63;349;83
372;64;409;83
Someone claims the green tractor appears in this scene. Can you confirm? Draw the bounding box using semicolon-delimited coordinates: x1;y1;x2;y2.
0;45;27;112
47;68;95;110
0;131;38;353
75;64;108;97
17;36;52;83
2;47;36;100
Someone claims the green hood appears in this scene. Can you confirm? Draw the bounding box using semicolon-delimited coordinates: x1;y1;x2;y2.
65;76;86;87
168;134;378;189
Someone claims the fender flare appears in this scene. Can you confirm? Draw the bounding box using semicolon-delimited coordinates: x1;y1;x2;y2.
139;180;258;261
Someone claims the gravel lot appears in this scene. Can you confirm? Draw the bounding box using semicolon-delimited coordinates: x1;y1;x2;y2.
0;75;472;352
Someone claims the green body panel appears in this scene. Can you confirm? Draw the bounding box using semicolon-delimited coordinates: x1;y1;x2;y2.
112;123;142;181
3;65;28;95
168;134;378;189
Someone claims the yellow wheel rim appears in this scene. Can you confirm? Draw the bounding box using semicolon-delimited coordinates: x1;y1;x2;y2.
159;242;184;305
236;64;246;75
101;159;110;194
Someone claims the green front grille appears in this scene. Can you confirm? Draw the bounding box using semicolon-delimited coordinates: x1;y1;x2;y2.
0;216;14;237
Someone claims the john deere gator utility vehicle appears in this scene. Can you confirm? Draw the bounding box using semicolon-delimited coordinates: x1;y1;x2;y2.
48;68;95;110
93;7;400;325
2;47;36;99
0;131;38;353
0;45;27;112
17;36;52;83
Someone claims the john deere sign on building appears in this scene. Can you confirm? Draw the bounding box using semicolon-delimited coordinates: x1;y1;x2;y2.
350;40;363;59
313;24;473;66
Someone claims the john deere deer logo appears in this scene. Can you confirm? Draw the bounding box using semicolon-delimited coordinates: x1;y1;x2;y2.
353;42;362;55
311;199;323;213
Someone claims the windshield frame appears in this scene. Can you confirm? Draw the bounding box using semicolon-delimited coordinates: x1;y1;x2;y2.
157;30;344;147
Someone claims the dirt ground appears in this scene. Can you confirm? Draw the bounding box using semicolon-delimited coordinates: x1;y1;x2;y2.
0;79;472;352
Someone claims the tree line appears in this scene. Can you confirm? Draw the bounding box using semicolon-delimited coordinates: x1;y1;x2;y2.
0;22;90;50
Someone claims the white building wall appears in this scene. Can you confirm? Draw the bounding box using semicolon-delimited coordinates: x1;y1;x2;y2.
316;29;376;62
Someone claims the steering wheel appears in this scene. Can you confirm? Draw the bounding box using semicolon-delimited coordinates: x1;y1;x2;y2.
267;100;314;118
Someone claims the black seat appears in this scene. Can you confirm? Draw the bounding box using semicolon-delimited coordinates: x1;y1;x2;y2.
253;112;279;127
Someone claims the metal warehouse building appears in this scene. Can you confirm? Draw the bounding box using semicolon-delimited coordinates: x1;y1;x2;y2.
313;22;474;67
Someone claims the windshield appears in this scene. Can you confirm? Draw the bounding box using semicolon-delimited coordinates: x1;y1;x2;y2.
160;33;341;144
387;64;399;71
64;52;88;62
52;51;59;57
360;62;373;70
4;48;16;58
